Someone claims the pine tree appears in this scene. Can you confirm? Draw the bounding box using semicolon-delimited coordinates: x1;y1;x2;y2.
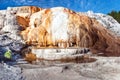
108;11;120;23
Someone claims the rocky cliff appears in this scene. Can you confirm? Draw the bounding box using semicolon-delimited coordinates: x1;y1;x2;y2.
0;6;120;57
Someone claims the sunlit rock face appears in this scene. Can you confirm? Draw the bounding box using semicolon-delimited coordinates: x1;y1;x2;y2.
19;7;120;56
83;11;120;36
1;6;41;40
1;6;119;60
21;7;93;48
32;48;91;60
0;10;6;30
16;6;42;29
0;6;41;53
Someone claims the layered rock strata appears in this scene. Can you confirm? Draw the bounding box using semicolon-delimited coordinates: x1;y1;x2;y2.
19;7;120;57
1;6;120;60
32;48;91;60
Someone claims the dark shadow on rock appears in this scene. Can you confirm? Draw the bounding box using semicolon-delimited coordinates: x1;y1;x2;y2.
60;56;97;63
32;56;97;65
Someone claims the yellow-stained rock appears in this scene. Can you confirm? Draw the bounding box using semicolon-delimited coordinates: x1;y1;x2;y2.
17;7;120;56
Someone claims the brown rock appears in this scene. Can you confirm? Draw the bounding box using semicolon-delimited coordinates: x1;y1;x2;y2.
25;53;37;63
18;7;120;56
16;6;43;29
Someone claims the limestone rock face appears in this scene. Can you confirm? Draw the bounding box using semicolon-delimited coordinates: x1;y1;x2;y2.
21;7;93;47
32;48;91;60
0;6;40;53
0;10;6;29
83;11;120;36
16;6;42;29
19;7;120;56
0;6;41;40
1;6;120;58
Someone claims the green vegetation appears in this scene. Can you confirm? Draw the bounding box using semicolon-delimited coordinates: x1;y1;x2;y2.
4;50;12;59
108;11;120;23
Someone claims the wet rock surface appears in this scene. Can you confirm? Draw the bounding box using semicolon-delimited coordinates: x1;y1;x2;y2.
1;57;120;80
19;7;120;56
15;57;120;80
32;48;91;60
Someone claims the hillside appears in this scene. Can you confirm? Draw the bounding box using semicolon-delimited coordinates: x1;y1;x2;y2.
0;6;120;80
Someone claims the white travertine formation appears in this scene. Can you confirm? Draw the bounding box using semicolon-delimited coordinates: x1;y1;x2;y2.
83;11;120;36
1;6;120;60
32;48;91;60
0;10;6;29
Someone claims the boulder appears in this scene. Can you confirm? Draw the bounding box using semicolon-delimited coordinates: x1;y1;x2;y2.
0;34;13;46
0;34;25;52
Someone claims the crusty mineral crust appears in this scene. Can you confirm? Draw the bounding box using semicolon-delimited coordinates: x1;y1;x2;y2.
16;7;120;56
